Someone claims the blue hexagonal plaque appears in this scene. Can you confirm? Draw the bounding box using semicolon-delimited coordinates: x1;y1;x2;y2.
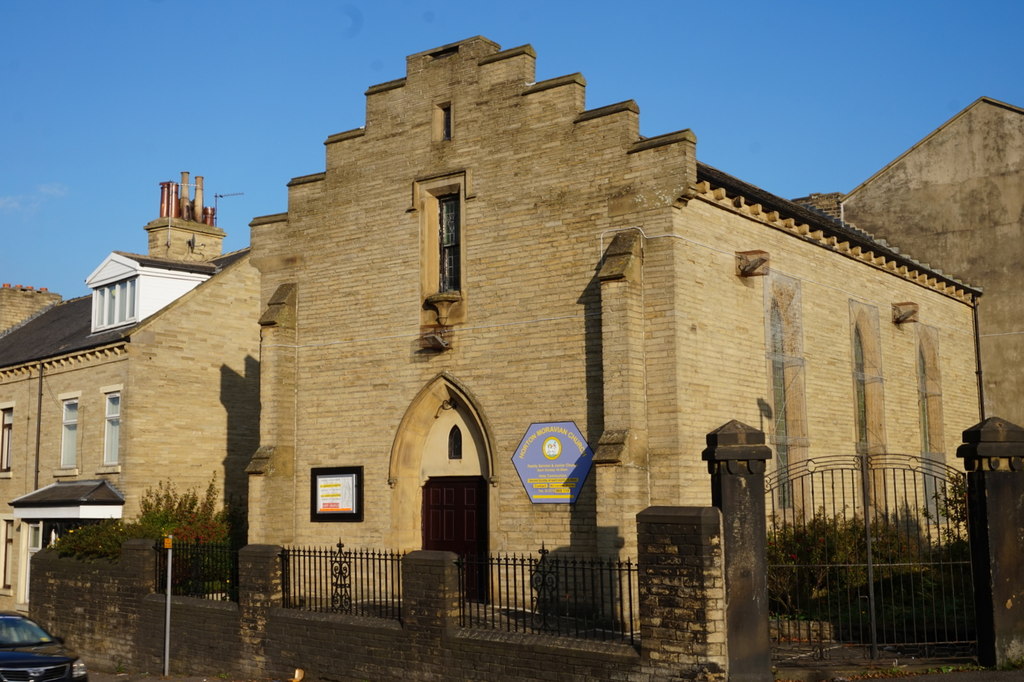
512;421;594;504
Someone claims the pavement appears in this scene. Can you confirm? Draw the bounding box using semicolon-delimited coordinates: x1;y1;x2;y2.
89;671;270;675
89;668;1024;682
775;666;1024;682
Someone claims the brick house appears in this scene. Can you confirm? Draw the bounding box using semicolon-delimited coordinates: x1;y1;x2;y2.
246;37;982;559
840;97;1024;425
0;174;259;610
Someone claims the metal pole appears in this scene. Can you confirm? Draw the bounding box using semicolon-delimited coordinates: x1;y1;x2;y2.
164;535;173;676
859;455;879;659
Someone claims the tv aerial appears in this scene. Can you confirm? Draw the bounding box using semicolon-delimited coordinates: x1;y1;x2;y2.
213;192;244;225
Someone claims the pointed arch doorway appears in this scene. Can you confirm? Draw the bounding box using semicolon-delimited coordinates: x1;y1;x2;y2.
389;374;493;562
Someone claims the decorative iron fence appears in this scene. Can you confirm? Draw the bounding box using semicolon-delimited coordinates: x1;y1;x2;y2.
156;541;239;602
457;547;638;645
280;543;403;621
766;453;974;664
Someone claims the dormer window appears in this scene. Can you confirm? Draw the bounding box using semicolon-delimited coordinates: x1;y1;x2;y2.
93;278;137;330
87;252;213;333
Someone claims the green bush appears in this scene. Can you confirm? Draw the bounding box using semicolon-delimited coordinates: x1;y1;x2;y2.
52;479;230;560
767;487;973;643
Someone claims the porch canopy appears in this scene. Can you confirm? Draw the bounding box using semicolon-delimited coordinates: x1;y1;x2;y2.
9;480;124;519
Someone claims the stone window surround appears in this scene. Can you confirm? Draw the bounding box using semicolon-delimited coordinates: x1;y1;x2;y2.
0;402;13;475
102;384;122;467
412;171;474;327
58;391;81;471
764;273;808;507
849;302;886;456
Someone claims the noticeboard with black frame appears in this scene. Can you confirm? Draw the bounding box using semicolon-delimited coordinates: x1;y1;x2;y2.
310;466;363;522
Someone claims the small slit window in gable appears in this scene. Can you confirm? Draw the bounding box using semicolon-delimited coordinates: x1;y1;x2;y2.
430;46;459;60
434;102;453;141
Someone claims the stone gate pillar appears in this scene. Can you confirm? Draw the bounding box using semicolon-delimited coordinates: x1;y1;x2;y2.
703;420;772;682
957;417;1024;668
636;506;727;680
238;544;283;677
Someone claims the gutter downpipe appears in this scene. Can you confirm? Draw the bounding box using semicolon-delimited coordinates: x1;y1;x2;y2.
34;363;44;491
973;295;985;420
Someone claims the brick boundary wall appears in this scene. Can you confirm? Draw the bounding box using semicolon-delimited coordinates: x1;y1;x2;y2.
30;507;731;682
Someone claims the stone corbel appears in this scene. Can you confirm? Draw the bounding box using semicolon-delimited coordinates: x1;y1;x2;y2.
245;444;294;476
594;428;647;465
736;250;770;277
259;283;297;329
424;291;462;326
599;229;643;282
892;301;919;325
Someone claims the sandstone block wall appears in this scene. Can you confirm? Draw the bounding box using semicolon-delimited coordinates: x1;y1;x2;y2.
28;507;731;682
0;285;61;334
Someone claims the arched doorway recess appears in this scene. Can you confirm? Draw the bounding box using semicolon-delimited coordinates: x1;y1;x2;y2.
387;373;495;554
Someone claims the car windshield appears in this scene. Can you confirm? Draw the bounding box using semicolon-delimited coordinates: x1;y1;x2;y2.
0;617;54;647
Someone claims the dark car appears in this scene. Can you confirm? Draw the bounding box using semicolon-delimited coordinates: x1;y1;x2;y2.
0;613;87;682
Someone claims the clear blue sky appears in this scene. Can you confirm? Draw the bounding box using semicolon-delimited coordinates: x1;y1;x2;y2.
3;0;1022;298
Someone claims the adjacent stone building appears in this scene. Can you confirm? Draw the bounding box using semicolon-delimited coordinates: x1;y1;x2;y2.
841;97;1024;425
0;175;260;610
244;37;983;561
0;285;62;334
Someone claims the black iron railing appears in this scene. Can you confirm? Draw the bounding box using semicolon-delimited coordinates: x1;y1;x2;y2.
457;547;638;645
156;541;239;602
280;543;403;621
766;454;975;663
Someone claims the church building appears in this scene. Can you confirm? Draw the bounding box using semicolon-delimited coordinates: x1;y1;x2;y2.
246;37;981;558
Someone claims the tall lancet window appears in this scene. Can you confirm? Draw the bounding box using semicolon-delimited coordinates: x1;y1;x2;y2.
439;194;461;293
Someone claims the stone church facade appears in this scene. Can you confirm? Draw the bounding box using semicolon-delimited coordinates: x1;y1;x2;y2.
247;37;981;558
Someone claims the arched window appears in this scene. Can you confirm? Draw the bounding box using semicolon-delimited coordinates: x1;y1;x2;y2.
853;325;870;451
770;302;790;471
917;326;945;515
850;303;887;511
447;425;463;460
765;274;807;510
918;346;931;454
849;304;885;457
917;326;944;460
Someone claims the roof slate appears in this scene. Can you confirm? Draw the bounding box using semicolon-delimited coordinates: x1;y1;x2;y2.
9;479;125;507
0;296;126;367
0;248;250;369
112;252;218;275
695;162;981;296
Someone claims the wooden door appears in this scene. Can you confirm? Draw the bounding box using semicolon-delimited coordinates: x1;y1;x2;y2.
422;476;488;599
422;476;487;555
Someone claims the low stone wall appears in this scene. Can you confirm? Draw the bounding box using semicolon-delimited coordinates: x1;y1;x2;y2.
30;507;733;681
31;539;153;672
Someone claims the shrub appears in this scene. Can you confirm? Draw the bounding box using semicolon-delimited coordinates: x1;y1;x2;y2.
767;488;974;643
51;479;230;560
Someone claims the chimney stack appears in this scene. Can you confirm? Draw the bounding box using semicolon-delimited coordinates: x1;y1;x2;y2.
168;181;180;218
159;181;171;218
179;171;192;221
146;171;227;260
194;176;204;221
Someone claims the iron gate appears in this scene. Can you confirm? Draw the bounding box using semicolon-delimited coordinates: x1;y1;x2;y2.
766;453;975;664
